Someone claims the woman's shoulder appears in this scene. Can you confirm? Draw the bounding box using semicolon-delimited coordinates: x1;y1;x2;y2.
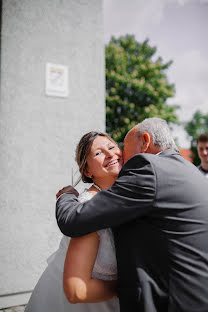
78;189;94;203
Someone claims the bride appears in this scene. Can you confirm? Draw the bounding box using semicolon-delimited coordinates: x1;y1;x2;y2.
25;131;123;312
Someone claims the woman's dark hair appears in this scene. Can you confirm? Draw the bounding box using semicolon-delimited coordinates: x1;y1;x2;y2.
75;131;116;183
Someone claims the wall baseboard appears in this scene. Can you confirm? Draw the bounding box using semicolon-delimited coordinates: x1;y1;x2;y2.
0;292;31;309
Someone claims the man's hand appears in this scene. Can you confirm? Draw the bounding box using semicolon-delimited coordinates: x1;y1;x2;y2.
56;185;79;199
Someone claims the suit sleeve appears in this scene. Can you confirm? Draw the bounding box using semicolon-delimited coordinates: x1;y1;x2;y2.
56;155;156;237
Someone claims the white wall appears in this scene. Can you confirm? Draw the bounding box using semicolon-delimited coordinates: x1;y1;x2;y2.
0;0;104;308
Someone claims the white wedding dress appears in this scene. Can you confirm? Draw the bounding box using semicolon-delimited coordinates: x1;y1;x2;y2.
25;190;120;312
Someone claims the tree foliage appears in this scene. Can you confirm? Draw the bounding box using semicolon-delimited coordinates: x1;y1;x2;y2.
185;110;208;165
106;35;179;143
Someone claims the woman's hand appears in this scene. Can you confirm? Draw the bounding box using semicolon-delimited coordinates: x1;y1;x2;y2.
56;185;79;199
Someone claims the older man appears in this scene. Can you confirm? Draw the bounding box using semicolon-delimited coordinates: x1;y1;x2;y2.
56;117;208;312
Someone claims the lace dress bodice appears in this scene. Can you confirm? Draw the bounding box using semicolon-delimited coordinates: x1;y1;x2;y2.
79;190;117;280
48;190;117;281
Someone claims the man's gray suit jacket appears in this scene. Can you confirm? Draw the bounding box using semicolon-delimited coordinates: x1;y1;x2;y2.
56;149;208;312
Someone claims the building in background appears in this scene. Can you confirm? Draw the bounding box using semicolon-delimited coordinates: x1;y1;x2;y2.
0;0;104;308
179;148;193;163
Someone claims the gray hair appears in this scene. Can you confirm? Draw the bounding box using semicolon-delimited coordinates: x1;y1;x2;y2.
137;117;178;151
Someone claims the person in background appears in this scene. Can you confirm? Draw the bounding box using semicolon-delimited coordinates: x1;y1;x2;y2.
25;131;122;312
197;133;208;178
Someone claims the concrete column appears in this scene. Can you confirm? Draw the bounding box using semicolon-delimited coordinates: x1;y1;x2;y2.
0;0;104;308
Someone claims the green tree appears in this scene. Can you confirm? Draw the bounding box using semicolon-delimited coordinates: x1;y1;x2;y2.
185;110;208;165
106;35;179;143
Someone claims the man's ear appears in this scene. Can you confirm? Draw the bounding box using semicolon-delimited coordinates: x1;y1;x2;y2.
141;132;151;153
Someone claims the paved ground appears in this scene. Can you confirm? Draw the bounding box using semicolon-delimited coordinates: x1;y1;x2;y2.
0;305;26;312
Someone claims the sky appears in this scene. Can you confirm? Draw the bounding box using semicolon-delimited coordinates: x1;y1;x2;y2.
104;0;208;147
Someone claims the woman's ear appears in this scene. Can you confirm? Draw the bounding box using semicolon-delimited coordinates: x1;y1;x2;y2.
84;166;92;178
141;132;151;153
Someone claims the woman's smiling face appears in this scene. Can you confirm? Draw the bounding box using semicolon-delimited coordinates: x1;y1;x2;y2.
85;136;123;181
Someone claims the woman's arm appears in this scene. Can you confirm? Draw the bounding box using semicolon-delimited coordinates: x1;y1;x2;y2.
63;232;117;304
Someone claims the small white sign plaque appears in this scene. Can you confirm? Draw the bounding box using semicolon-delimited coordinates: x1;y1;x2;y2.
45;63;69;97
